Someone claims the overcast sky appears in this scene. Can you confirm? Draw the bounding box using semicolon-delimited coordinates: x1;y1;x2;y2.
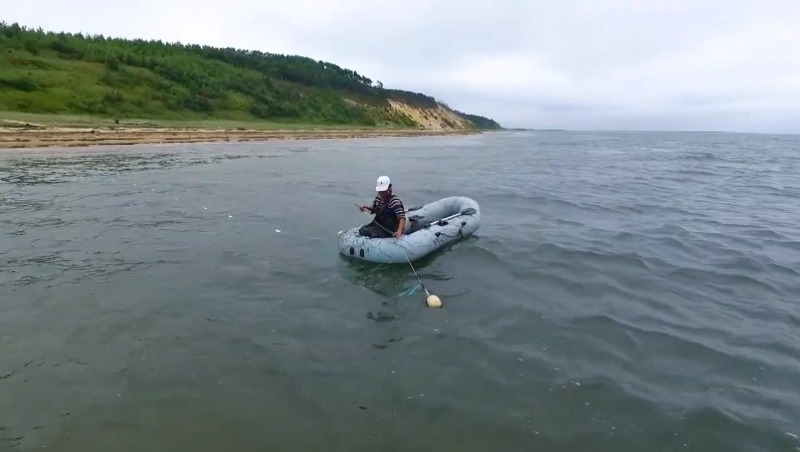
6;0;800;133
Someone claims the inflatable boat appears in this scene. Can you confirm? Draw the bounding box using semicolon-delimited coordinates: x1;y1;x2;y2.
338;196;481;263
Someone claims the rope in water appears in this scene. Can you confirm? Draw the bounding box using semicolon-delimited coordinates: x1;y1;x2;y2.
404;252;430;297
361;211;452;307
368;220;429;297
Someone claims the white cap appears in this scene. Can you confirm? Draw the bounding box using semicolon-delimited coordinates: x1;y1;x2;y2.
375;175;391;192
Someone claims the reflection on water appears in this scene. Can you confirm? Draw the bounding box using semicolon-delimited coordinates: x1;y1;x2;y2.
336;238;467;299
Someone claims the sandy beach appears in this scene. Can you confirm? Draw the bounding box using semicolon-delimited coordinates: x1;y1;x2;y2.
0;125;478;150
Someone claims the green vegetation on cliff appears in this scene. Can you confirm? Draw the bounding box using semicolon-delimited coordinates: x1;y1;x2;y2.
0;22;502;129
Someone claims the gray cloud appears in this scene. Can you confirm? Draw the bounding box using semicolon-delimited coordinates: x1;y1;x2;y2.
5;0;800;133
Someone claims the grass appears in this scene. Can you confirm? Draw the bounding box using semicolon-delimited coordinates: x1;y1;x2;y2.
0;45;426;130
0;110;423;131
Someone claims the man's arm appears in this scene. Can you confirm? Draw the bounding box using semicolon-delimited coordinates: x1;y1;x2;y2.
358;196;379;213
391;197;406;237
394;218;405;238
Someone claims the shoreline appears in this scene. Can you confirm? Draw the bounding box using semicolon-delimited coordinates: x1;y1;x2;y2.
0;125;480;150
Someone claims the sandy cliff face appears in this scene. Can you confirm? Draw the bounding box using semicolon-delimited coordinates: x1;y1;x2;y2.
386;99;474;130
344;96;481;130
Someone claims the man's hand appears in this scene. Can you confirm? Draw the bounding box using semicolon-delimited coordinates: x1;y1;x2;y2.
393;230;402;239
356;203;371;213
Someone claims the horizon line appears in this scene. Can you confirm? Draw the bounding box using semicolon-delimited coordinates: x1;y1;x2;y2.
498;127;799;136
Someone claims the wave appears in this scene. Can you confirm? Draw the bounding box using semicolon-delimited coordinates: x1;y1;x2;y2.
560;313;800;421
676;151;718;161
485;229;800;365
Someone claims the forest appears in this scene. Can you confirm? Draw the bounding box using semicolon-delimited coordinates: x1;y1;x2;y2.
0;22;502;129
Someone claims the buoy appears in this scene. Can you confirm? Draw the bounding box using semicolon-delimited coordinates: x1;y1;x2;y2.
426;294;442;308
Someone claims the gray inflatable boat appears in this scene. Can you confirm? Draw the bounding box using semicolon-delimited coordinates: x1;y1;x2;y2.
338;196;481;263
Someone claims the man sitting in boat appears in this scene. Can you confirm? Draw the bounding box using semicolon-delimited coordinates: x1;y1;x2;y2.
357;175;406;238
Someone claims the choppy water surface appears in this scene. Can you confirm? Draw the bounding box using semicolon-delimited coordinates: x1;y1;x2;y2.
2;131;799;451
